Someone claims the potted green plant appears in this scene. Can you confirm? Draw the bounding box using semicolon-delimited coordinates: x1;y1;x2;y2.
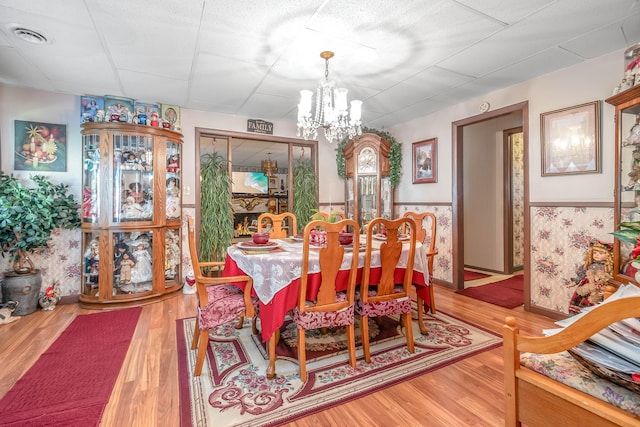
199;152;234;264
0;171;80;315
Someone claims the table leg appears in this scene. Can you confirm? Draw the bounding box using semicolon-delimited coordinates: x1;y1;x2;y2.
417;296;429;335
267;333;277;379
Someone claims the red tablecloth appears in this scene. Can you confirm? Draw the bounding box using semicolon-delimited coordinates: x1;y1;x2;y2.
222;254;430;342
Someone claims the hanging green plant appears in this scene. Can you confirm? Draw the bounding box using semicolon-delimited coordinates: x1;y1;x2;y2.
335;127;402;187
199;152;234;263
293;156;318;231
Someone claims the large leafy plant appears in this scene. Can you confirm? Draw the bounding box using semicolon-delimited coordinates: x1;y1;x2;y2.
200;152;234;262
293;156;318;231
0;171;80;274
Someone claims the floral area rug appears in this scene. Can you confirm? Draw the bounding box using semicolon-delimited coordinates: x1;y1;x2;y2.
177;309;502;427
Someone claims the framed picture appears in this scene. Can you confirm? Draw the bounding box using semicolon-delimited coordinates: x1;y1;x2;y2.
541;101;601;176
14;120;67;172
413;138;437;183
161;104;181;129
80;95;104;123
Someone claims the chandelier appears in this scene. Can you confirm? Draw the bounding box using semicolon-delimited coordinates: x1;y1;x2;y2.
296;51;362;143
261;152;277;177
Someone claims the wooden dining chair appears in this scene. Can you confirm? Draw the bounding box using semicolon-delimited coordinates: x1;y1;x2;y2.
293;218;360;381
403;211;438;319
357;217;417;363
187;216;258;376
258;212;297;238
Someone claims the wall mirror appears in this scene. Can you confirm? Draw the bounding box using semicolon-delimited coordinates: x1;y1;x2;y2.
195;128;317;240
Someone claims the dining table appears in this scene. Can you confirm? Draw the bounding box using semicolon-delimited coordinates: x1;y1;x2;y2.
221;235;431;378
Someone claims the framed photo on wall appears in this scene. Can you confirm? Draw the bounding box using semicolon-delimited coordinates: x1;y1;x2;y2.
413;138;437;183
541;101;601;176
14;120;67;172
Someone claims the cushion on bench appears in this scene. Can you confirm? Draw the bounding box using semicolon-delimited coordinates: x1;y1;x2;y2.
520;351;640;416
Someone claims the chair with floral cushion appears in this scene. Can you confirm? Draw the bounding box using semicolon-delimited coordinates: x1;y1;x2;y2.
403;211;438;322
257;212;297;238
293;218;360;381
187;216;258;376
356;217;417;363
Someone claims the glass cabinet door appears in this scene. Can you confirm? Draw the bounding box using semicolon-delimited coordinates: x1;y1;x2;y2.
616;106;640;281
166;140;181;220
608;85;640;286
82;133;100;223
113;133;154;222
114;230;154;294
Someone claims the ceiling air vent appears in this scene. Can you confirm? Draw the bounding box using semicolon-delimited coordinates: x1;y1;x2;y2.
13;27;49;44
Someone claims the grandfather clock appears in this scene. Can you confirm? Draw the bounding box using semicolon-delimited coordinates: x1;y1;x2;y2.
343;133;393;230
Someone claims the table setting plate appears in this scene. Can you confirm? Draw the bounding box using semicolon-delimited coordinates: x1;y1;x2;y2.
373;234;410;241
237;241;280;251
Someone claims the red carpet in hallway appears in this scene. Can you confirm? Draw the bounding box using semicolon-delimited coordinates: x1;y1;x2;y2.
0;307;141;426
464;269;491;281
456;275;524;308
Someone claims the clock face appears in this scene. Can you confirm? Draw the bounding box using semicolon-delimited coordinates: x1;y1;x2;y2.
357;147;376;173
479;101;490;113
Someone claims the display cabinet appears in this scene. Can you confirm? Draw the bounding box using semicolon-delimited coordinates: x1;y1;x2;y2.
80;122;183;308
607;85;640;286
343;133;393;230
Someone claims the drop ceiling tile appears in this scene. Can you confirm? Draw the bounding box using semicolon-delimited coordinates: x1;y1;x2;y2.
117;69;188;106
189;52;264;110
454;0;556;24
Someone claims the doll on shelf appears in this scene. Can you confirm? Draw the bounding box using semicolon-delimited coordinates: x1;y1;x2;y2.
122;196;144;218
130;241;152;284
567;239;613;315
167;154;180;173
128;182;145;203
118;252;135;284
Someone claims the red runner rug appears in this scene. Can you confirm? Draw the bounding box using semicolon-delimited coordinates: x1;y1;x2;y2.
456;275;524;308
177;309;502;426
0;307;141;426
464;269;491;281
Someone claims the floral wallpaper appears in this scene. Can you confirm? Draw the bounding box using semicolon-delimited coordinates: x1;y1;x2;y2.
396;205;453;284
511;132;524;268
529;206;614;314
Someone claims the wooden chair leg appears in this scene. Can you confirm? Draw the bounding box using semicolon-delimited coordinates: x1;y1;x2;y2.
252;316;259;335
403;312;415;354
429;283;436;314
361;316;371;363
235;314;245;329
346;323;356;368
298;327;307;382
417;296;429;335
194;329;209;377
190;317;200;350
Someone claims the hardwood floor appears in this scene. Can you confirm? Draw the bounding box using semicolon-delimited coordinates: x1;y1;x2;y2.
0;285;557;426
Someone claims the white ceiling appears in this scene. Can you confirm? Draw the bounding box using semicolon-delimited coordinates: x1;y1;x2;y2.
1;0;640;133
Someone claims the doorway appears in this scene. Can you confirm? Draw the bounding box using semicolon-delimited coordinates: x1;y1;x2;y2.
452;101;529;309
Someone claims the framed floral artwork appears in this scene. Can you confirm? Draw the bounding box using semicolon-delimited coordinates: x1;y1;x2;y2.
413;138;437;183
541;101;601;176
14;120;67;172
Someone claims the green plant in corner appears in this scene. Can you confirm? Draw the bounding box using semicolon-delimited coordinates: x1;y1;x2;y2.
336;127;402;187
0;172;80;274
293;156;318;231
200;152;234;263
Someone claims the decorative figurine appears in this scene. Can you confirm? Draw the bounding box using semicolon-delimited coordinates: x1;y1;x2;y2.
183;270;196;294
39;281;60;311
